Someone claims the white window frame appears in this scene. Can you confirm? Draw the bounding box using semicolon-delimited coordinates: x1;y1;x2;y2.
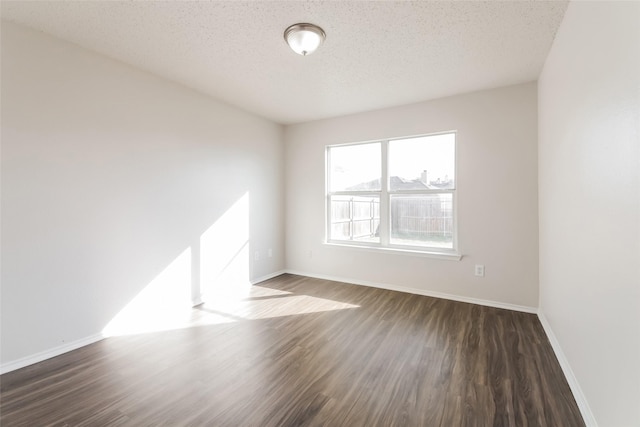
325;132;459;258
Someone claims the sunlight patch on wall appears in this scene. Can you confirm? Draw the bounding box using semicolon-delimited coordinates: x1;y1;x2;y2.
103;248;194;337
200;192;251;300
103;193;253;337
102;191;359;338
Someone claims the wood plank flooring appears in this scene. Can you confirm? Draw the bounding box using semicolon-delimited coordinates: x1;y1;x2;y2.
0;274;585;426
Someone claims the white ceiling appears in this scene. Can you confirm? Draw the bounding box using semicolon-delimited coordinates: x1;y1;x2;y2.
1;1;568;125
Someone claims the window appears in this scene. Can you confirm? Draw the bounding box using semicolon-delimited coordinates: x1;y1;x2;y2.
326;132;456;254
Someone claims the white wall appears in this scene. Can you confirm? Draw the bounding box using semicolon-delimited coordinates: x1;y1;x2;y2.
538;2;640;426
1;22;285;367
285;83;539;309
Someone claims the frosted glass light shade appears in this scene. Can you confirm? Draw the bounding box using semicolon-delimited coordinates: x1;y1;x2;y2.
284;23;325;56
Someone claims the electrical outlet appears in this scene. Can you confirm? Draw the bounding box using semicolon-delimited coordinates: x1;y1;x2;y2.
254;251;260;261
268;248;273;258
475;265;485;277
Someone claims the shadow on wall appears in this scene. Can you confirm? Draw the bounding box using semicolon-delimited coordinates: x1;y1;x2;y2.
103;192;252;337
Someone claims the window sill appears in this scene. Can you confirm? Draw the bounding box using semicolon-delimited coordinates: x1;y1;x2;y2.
323;242;462;261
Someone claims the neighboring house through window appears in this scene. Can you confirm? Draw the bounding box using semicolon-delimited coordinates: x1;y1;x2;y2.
326;132;457;255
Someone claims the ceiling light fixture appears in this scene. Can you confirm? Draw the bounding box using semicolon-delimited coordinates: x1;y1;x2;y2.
284;23;326;56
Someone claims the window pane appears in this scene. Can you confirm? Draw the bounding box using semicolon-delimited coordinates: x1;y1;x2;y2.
388;133;455;191
329;143;381;192
390;194;453;248
330;195;380;243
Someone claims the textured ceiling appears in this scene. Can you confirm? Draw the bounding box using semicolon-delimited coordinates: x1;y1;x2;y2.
1;1;568;125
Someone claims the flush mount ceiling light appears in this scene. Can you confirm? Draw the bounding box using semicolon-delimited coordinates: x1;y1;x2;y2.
284;23;326;56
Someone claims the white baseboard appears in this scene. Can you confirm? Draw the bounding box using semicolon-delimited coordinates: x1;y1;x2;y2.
251;269;287;285
284;270;596;423
1;270;288;374
0;333;104;375
284;269;537;314
537;311;597;427
2;269;592;427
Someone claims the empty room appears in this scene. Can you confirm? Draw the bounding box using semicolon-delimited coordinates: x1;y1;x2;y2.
1;1;638;426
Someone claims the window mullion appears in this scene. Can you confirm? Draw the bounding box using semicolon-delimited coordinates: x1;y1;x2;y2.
379;140;390;246
326;147;332;241
326;132;457;254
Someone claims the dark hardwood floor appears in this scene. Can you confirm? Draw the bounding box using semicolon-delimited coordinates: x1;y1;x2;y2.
0;274;585;426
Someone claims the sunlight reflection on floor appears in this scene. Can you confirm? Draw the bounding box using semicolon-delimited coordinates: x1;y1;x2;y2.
103;283;359;337
202;288;360;321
